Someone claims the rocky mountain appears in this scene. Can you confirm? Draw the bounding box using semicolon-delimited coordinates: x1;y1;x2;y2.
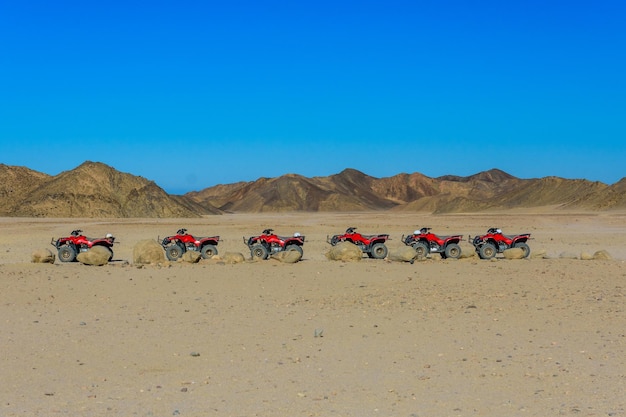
0;162;624;217
188;168;626;213
0;164;51;215
0;162;220;218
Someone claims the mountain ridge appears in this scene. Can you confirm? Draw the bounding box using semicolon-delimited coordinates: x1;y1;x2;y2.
0;162;624;217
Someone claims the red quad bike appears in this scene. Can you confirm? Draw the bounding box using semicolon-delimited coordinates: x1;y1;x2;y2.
402;227;463;259
244;229;305;260
327;227;390;259
470;227;531;260
160;228;220;261
51;229;116;263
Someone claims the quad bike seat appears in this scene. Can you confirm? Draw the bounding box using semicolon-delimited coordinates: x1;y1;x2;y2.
362;234;387;239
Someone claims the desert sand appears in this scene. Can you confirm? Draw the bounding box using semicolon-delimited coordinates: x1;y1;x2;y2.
1;211;625;417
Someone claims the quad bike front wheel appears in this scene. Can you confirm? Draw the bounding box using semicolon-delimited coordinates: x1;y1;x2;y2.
250;244;269;260
58;245;77;262
201;244;218;259
369;243;388;259
444;243;461;259
165;244;184;261
514;242;531;258
478;243;497;260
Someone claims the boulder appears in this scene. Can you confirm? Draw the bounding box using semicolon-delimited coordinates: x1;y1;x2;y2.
77;246;111;266
326;242;362;261
593;250;612;260
133;239;166;265
220;252;247;264
530;249;548;259
182;251;201;263
31;248;55;264
271;250;302;263
459;242;476;259
388;246;418;263
503;247;525;260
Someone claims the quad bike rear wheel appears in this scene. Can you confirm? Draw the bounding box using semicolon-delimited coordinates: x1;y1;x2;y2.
478;243;497;260
58;245;77;262
165;244;184;261
514;242;530;258
285;244;303;257
251;244;269;260
370;243;388;259
201;244;218;259
444;243;461;259
412;242;429;259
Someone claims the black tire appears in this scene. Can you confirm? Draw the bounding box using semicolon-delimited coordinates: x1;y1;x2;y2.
201;244;218;259
444;243;461;259
370;243;388;259
478;243;497;260
412;242;429;259
251;244;269;260
285;244;304;257
103;246;114;261
514;242;531;258
58;245;77;262
165;244;184;261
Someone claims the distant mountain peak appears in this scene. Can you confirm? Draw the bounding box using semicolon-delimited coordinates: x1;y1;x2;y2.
468;168;517;182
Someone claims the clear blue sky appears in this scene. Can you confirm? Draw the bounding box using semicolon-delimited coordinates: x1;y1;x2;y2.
1;1;625;194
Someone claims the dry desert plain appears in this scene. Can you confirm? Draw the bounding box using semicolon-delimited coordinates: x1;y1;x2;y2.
1;211;625;417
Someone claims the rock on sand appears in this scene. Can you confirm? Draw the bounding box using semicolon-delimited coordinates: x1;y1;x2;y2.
503;247;526;260
326;242;362;261
182;251;201;263
593;250;612;260
31;248;55;264
271;250;302;263
133;239;165;265
77;246;112;266
214;252;246;264
388;246;418;263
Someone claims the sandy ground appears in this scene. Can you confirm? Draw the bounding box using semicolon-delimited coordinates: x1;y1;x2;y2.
1;211;625;417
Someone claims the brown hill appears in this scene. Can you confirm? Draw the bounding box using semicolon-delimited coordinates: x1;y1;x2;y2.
0;161;221;218
0;164;52;215
566;177;626;210
188;169;399;212
1;162;624;217
189;168;626;213
492;177;607;209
